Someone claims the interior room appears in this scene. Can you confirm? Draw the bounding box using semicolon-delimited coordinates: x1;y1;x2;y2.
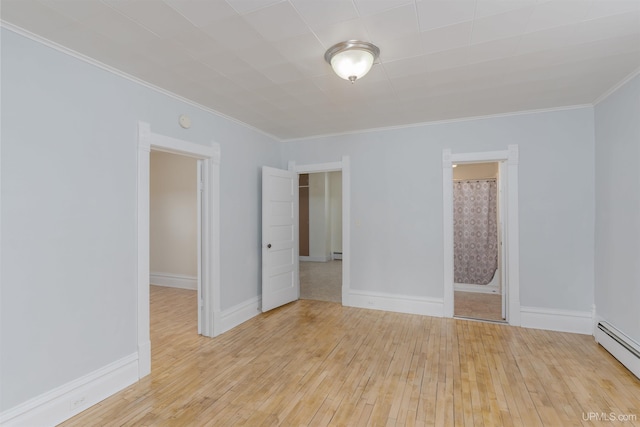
1;1;639;426
299;171;343;304
149;150;200;334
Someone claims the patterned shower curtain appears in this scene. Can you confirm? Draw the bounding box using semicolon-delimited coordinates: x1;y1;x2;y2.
453;179;498;285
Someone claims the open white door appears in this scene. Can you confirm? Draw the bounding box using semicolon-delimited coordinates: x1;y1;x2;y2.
262;166;299;312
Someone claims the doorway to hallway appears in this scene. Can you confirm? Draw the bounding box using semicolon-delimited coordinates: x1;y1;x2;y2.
298;171;342;304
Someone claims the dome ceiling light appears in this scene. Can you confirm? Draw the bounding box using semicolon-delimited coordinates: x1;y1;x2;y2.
324;40;380;83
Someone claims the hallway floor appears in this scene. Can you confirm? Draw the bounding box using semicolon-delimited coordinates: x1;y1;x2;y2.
299;260;342;304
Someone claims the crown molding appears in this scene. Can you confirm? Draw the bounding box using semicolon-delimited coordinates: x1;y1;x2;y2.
593;67;640;106
282;104;594;143
0;21;280;142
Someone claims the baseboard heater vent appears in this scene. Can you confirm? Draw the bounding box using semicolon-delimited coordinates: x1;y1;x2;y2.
595;322;640;379
332;252;343;260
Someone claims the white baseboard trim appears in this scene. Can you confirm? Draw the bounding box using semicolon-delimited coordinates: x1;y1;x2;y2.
0;353;138;427
454;283;500;294
520;306;593;335
594;320;640;379
138;341;151;378
299;256;331;262
219;296;262;335
347;290;444;317
150;272;197;290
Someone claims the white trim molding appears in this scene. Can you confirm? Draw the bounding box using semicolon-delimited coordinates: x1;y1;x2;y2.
520;306;593;335
0;354;138;427
348;290;444;318
137;121;221;380
219;297;262;335
290;156;351;307
442;146;521;326
593;67;640;105
150;272;198;290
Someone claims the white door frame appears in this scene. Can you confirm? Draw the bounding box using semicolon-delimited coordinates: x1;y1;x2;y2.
136;121;220;378
442;146;520;326
288;156;351;305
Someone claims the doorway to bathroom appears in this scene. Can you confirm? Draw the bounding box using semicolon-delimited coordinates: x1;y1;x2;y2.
452;162;504;322
442;146;521;326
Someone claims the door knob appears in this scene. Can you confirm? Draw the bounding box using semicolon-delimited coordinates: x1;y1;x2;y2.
267;244;272;248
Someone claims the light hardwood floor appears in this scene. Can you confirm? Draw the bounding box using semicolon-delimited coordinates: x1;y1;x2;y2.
61;286;640;426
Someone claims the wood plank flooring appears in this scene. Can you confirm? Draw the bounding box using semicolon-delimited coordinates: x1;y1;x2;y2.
61;286;640;426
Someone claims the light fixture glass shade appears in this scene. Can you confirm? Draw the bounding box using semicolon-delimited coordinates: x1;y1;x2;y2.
325;41;380;83
330;49;375;82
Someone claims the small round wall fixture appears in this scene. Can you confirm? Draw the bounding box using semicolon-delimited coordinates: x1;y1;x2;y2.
179;114;191;129
324;40;380;83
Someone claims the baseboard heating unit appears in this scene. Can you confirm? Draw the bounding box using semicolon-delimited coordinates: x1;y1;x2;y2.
595;322;640;379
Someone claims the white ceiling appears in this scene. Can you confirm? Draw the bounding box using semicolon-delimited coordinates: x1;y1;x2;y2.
2;0;639;140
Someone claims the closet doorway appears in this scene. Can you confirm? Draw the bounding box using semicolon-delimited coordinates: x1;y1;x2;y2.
298;171;342;304
452;162;505;322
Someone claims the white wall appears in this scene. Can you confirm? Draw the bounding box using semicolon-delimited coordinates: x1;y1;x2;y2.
594;74;640;344
150;151;197;279
306;172;342;260
0;29;281;412
282;107;595;312
308;173;330;261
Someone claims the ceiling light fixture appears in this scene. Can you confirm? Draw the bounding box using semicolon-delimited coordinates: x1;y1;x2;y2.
324;40;380;83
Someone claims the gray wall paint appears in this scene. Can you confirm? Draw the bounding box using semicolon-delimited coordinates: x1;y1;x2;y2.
594;74;640;344
0;29;280;410
282;108;596;310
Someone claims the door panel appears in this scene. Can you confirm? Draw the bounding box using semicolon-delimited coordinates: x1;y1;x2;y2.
262;166;299;312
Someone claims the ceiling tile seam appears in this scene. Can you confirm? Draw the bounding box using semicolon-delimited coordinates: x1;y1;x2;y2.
226;0;286;16
413;0;422;33
284;0;342;95
231;2;331;92
581;9;640;25
0;22;281;142
97;0;165;40
467;0;479;47
161;0;204;31
295;0;373;55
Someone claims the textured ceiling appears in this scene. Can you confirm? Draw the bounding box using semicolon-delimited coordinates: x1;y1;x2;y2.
2;0;640;140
